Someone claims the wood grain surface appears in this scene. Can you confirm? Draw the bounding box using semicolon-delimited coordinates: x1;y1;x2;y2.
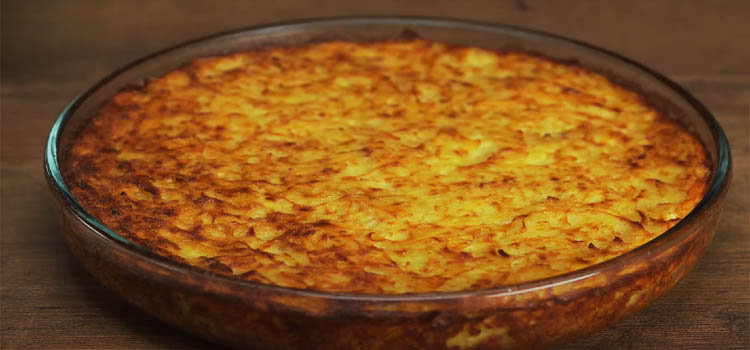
2;1;748;349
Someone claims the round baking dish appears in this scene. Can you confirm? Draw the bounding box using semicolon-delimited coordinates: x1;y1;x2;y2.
45;17;731;349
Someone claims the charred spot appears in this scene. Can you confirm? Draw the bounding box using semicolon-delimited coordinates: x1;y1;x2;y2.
451;79;473;88
117;162;133;172
208;260;233;274
240;270;259;278
360;147;373;156
613;236;623;243
311;220;332;227
547;196;559;201
113;218;133;235
470;278;493;290
497;249;510;258
266;213;280;223
141;216;163;228
76;159;99;174
438;127;458;136
646;178;666;185
333;250;349;262
266;212;294;225
631;217;646;230
160;208;176;217
350;271;378;286
150;237;178;250
286;226;316;238
174;175;196;183
321;167;334;174
614;132;632;143
628;160;640;168
284;141;296;147
194;195;219;206
588;242;597;249
96;194;117;206
264;194;275;201
76;180;93;191
298;206;313;212
131;176;159;196
127;236;151;248
333;52;349;62
186;226;205;241
248;226;256;235
111;209;121;216
120;191;126;196
270;56;285;70
550;176;560;181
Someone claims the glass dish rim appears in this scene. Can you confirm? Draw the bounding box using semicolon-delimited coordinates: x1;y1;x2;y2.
44;16;732;303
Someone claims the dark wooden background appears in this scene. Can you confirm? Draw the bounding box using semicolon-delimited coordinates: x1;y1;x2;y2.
2;1;748;349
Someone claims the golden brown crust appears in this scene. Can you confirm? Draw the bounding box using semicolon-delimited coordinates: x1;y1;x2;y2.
64;39;710;294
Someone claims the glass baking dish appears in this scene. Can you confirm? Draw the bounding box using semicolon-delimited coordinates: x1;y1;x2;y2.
44;17;731;349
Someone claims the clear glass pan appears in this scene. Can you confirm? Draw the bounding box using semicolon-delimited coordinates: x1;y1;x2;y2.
44;17;731;349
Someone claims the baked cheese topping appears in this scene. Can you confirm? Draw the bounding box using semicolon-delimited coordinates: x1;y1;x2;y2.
65;40;709;293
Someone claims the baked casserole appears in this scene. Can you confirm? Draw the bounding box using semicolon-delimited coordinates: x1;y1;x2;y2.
64;39;710;294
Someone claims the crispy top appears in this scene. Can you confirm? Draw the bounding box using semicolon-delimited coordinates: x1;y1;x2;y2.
65;39;709;294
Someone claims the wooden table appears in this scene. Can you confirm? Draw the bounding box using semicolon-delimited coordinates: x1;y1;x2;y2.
2;1;748;348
